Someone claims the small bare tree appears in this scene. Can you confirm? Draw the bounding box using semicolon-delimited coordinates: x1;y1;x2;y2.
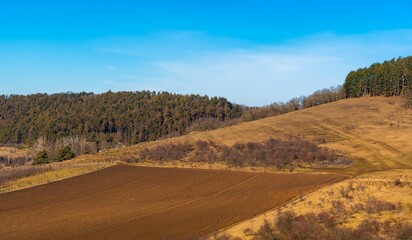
33;136;48;152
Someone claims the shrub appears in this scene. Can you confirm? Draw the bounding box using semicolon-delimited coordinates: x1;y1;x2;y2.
351;203;365;213
54;146;75;162
136;138;343;169
396;223;412;240
276;210;296;235
365;198;396;214
317;211;335;228
256;220;279;239
139;143;193;162
32;150;50;165
353;219;381;239
242;228;254;236
331;200;346;215
122;156;139;163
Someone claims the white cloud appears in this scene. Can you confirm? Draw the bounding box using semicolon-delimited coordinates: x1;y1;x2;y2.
99;30;412;106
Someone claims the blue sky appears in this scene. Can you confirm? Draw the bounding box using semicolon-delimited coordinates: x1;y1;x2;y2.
1;1;412;106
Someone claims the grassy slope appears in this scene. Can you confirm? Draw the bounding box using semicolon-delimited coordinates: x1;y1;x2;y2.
195;97;412;175
221;169;412;239
96;96;412;176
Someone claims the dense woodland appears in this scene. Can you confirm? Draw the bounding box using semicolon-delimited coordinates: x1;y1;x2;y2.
0;91;241;150
343;56;412;98
0;87;343;153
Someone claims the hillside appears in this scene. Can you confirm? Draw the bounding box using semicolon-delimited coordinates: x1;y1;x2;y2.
97;96;412;176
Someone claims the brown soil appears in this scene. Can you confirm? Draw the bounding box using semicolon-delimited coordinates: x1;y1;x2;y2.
0;165;345;240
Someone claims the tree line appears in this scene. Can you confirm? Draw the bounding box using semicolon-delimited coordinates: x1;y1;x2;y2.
0;87;346;153
0;91;241;150
343;56;412;98
187;86;345;132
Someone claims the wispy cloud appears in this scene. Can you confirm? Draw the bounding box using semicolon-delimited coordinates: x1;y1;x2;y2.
98;29;412;105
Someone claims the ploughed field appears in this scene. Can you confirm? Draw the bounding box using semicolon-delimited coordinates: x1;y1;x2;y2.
0;165;345;239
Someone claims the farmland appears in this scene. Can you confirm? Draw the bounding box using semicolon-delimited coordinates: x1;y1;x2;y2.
0;165;345;239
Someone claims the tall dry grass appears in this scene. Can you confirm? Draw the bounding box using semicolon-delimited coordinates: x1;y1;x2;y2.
0;165;52;186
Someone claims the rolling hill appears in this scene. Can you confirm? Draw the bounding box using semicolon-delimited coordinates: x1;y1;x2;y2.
95;96;412;176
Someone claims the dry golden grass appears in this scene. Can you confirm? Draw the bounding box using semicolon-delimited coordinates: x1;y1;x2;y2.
219;169;412;239
0;162;113;193
0;146;31;159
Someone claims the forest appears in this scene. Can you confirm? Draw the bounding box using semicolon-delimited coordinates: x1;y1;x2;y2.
343;56;412;98
0;87;344;154
0;91;241;149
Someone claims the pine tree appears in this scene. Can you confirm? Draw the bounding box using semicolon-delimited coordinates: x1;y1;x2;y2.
33;150;50;165
54;146;75;162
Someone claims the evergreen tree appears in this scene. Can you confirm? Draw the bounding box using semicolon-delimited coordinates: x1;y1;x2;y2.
344;56;412;98
0;91;242;146
32;150;50;165
54;146;75;161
